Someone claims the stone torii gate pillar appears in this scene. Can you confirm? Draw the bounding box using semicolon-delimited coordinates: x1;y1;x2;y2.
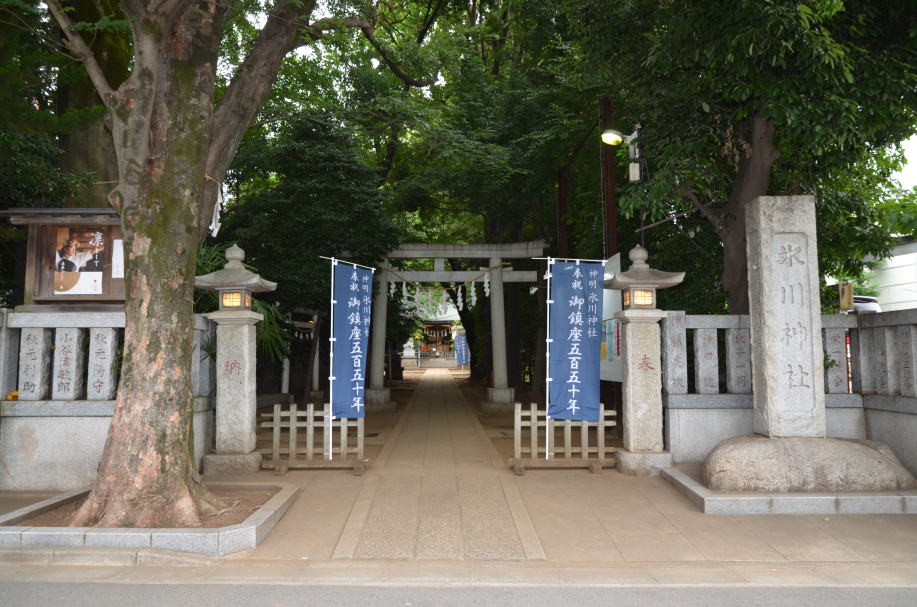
365;260;391;410
487;256;514;406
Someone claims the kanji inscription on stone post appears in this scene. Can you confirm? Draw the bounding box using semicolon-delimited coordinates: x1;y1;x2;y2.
747;196;825;437
18;328;51;400
86;328;119;400
725;327;751;393
51;328;86;400
662;311;688;394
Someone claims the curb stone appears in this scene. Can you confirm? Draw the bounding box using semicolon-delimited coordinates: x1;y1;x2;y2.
0;482;299;557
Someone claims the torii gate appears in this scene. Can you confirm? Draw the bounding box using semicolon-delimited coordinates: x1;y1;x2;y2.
365;241;546;410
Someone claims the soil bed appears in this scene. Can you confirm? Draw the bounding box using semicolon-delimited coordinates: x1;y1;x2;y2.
5;487;277;528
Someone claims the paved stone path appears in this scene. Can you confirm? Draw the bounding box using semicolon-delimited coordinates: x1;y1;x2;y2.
333;368;542;560
7;364;917;584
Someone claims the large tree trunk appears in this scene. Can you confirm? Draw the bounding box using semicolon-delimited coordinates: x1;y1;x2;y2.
692;115;779;314
721;116;779;314
48;0;316;527
70;3;226;527
72;194;221;526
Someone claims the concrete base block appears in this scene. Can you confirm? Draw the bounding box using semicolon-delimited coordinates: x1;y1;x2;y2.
203;451;262;475
364;388;390;408
487;386;515;403
481;400;515;414
616;450;673;476
662;466;917;515
0;482;301;557
365;402;396;414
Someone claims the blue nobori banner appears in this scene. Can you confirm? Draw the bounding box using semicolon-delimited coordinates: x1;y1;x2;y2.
330;260;374;419
455;333;469;366
546;259;604;421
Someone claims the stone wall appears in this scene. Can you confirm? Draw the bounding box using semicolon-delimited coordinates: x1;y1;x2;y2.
665;396;867;466
661;308;916;474
0;311;216;491
0;399;212;490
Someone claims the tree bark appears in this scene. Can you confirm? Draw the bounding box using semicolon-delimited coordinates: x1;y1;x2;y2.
687;115;779;314
720;116;779;314
57;1;131;208
47;0;317;527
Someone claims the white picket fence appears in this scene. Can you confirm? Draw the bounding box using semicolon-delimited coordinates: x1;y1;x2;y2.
259;402;367;475
509;402;617;474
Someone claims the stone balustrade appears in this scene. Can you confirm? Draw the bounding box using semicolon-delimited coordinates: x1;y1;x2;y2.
0;309;215;490
661;309;917;473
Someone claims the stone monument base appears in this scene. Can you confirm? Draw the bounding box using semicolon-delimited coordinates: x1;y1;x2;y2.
364;387;392;411
616;450;673;476
480;400;515;414
704;435;916;492
487;386;515;403
204;451;262;476
480;386;515;414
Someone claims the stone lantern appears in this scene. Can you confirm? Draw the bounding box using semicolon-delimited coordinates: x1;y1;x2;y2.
609;245;684;309
606;245;684;475
196;244;277;475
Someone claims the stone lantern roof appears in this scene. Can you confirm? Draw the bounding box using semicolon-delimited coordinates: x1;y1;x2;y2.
605;245;685;290
194;244;277;293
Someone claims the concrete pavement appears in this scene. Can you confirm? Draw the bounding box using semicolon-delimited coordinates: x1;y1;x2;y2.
2;365;917;588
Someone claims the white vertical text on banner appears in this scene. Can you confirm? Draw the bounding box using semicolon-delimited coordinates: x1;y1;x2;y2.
455;333;469;366
331;262;373;418
547;260;603;421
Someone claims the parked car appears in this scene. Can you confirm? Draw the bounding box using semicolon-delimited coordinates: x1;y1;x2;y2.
853;295;881;313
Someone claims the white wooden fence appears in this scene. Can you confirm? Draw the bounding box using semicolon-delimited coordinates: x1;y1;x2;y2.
259;402;367;475
509;402;616;474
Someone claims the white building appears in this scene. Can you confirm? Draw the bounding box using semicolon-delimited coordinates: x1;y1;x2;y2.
873;238;917;312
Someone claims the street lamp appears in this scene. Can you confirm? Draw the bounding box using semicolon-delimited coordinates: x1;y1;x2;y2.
601;124;642;184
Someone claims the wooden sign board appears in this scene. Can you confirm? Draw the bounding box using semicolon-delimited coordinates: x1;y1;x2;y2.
3;209;125;304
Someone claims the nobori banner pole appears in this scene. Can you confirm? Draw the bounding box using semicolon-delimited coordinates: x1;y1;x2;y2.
544;257;554;460
532;256;606;264
327;257;336;460
319;256;375;271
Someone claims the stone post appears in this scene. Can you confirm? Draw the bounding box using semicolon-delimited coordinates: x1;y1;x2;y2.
366;261;391;409
704;196;916;492
0;310;20;399
747;196;825;437
615;309;672;474
900;325;917;398
51;328;86;400
486;256;514;407
823;327;851;394
694;328;719;394
86;328;119;400
203;309;262;475
18;328;51;400
661;311;688;395
725;325;752;394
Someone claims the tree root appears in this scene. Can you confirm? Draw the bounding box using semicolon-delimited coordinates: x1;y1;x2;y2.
69;476;228;528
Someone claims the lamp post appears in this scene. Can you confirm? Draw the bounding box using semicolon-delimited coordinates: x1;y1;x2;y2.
196;244;277;475
601;120;644;246
599;97;618;259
